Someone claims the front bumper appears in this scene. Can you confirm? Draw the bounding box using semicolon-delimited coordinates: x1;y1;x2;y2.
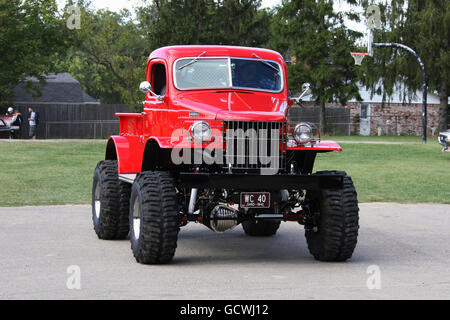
177;172;344;190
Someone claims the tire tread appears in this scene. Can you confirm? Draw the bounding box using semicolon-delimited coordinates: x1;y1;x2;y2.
131;171;179;264
92;160;130;240
305;171;359;261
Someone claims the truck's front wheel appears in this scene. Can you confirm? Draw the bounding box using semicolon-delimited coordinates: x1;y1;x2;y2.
305;171;359;262
92;160;131;240
129;171;180;264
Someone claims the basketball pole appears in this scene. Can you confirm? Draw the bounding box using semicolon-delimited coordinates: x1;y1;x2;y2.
370;41;428;144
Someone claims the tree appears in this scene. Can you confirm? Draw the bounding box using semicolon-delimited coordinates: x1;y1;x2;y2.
137;0;213;47
211;0;272;46
0;0;69;102
137;0;272;48
55;1;273;110
272;0;362;133
59;4;147;110
359;1;449;131
54;48;123;104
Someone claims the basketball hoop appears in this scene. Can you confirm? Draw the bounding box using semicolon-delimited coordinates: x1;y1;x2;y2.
351;52;369;66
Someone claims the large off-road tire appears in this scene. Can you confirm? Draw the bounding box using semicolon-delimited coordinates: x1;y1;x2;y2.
305;171;359;262
92;160;131;240
129;171;180;264
242;219;281;237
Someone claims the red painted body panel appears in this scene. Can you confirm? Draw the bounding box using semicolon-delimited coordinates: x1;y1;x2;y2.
108;135;144;174
107;45;340;173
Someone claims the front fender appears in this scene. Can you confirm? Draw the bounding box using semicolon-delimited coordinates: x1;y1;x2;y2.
106;136;144;174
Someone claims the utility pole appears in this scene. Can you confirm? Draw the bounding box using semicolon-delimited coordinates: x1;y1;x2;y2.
351;5;429;143
372;42;428;144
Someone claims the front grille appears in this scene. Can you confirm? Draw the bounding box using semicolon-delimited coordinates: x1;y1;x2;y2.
223;121;286;172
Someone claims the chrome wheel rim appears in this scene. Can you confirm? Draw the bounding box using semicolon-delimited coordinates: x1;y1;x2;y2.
132;197;140;240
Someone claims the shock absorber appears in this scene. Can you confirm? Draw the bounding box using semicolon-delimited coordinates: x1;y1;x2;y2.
188;167;200;214
188;188;198;214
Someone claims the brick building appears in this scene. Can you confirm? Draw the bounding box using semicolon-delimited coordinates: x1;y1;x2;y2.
298;84;449;136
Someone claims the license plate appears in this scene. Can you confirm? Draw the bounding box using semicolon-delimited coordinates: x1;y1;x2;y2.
240;192;270;208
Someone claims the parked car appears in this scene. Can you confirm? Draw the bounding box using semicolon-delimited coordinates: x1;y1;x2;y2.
0;118;11;138
438;130;450;151
91;45;359;264
0;113;23;138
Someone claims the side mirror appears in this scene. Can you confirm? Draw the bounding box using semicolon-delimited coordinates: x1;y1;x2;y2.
293;83;312;105
300;83;312;97
139;81;152;94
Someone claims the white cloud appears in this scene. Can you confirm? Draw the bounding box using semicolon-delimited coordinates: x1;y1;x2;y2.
261;0;282;9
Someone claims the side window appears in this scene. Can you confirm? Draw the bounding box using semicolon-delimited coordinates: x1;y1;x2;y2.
151;63;167;96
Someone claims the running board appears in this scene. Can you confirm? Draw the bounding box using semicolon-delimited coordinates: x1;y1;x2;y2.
118;173;137;184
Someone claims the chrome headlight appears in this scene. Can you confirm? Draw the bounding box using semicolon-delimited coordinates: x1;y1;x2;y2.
293;122;312;144
190;121;212;142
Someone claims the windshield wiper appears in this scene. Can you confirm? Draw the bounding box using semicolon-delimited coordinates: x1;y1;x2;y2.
251;53;279;72
178;51;207;70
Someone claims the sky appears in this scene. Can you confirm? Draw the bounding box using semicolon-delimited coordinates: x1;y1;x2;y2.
56;0;367;33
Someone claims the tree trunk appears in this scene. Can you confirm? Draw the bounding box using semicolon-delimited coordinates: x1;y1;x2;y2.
438;80;448;132
319;100;326;134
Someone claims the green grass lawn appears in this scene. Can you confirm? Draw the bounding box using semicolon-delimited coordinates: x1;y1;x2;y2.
0;137;449;206
315;140;450;203
0;140;105;206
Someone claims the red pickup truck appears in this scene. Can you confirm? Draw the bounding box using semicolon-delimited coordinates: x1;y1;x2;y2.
92;45;359;264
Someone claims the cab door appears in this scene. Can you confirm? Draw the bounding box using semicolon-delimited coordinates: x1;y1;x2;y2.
143;60;169;141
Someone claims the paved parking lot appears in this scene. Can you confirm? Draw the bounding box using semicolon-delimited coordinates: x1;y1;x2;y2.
0;203;449;299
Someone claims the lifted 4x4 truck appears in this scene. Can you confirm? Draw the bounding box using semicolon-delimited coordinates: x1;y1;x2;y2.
92;45;359;264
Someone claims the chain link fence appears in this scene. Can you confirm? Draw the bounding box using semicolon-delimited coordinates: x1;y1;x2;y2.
16;112;442;140
43;120;119;139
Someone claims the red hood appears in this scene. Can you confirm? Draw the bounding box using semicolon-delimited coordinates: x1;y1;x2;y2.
173;91;288;121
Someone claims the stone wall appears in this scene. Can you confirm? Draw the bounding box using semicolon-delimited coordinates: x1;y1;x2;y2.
298;101;442;136
345;102;440;136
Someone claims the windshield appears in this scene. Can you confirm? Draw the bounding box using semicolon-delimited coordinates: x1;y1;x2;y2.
174;57;283;92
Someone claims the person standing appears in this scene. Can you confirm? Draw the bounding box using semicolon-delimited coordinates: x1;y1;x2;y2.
28;107;37;140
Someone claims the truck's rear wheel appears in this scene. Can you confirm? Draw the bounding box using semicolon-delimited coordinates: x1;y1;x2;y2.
242;219;281;236
305;171;359;261
129;171;179;264
92;160;131;240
